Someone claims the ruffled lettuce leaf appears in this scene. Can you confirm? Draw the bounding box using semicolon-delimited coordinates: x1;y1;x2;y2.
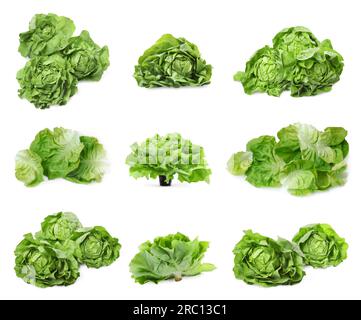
15;149;44;187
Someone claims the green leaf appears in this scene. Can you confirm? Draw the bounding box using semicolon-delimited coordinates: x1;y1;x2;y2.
17;54;78;109
19;13;75;58
72;226;121;269
227;151;253;176
134;34;212;88
126;133;212;185
233;230;305;287
30;128;84;179
293;224;348;268
129;233;215;284
37;212;82;241
66;136;107;184
62;30;110;81
14;234;80;288
15;149;44;187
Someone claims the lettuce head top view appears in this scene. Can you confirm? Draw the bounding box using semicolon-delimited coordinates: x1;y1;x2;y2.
234;26;344;97
17;14;109;109
15;212;121;288
126;133;212;186
134;34;212;88
227;124;349;195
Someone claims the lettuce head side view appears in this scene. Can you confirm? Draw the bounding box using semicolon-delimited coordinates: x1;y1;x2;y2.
129;233;215;284
134;34;212;88
126;133;212;186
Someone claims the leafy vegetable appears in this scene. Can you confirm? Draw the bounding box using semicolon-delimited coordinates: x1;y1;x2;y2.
126;133;212;186
227;124;348;195
15;212;121;288
134;34;212;88
19;13;75;58
15;128;107;186
234;46;287;96
130;233;215;284
293;224;348;268
233;230;305;287
62;30;110;80
66;136;107;184
72;226;121;269
17;14;109;109
15;149;44;187
38;212;82;241
234;26;343;97
17;54;78;109
15;234;80;288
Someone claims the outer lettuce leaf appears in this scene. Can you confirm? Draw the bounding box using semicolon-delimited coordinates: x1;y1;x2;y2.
227;151;253;176
17;54;78;109
126;133;212;185
66;136;107;184
19;13;75;58
62;30;110;81
15;149;44;187
14;234;80;288
130;233;215;284
30;128;84;179
234;46;287;96
293;224;348;268
134;34;212;88
37;212;82;241
72;226;121;268
233;230;305;287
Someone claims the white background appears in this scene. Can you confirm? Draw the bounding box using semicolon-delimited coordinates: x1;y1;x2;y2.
0;0;360;300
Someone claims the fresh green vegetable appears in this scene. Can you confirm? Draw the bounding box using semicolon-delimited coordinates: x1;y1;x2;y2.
17;54;78;109
126;133;212;186
130;233;215;284
15;234;80;288
227;124;348;195
18;14;109;109
72;226;121;269
234;26;343;97
62;30;109;81
15;128;107;186
134;34;212;88
293;224;348;268
15;149;44;187
15;212;121;288
233;230;305;287
19;13;75;58
38;212;82;241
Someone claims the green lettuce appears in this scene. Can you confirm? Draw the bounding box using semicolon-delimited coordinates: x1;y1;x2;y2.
233;230;305;287
234;46;287;96
134;34;212;88
19;13;75;58
14;234;80;288
130;233;215;284
66;136;107;184
15;149;44;187
293;224;348;268
16;128;107;186
17;54;78;109
62;30;110;80
72;226;121;269
126;133;212;186
30;128;84;179
227;124;348;195
234;26;343;97
38;212;82;241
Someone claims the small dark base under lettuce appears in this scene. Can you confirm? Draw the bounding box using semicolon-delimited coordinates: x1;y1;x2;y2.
159;176;172;187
